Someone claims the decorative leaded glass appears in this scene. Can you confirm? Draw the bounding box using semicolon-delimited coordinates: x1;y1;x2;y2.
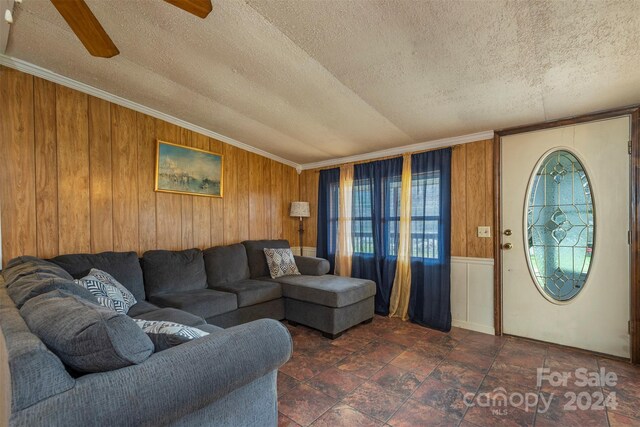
526;150;594;302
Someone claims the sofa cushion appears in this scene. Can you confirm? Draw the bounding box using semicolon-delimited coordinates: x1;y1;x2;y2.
131;307;206;327
267;275;376;308
242;240;290;279
133;319;209;352
8;276;98;309
142;249;207;296
50;252;146;301
127;300;160;317
3;256;73;285
20;290;154;373
2;257;97;308
149;289;237;319
210;279;282;308
203;244;251;287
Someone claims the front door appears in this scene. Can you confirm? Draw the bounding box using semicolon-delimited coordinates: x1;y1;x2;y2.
501;116;630;357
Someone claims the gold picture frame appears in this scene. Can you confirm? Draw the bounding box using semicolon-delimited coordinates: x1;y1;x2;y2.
154;140;224;198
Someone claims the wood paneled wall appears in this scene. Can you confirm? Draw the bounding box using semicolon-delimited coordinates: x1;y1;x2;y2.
451;140;494;258
299;169;319;249
0;66;493;264
0;67;300;266
299;139;495;259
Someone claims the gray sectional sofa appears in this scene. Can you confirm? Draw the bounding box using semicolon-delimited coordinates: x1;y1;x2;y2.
0;255;292;427
0;239;375;426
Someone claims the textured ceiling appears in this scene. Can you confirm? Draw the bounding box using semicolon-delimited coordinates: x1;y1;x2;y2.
5;0;640;165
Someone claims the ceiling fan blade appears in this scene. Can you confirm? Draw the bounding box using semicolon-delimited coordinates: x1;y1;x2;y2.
50;0;119;58
164;0;212;19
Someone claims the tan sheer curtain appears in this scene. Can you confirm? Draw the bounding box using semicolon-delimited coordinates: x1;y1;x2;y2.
335;164;354;276
389;154;412;320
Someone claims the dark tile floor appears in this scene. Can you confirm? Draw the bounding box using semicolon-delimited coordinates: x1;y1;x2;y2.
277;315;640;427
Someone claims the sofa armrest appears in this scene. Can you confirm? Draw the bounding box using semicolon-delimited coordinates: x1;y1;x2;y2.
12;319;292;427
294;256;330;276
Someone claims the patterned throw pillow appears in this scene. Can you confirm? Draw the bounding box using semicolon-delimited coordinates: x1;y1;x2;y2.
263;248;301;279
89;269;137;308
133;319;209;351
74;269;136;314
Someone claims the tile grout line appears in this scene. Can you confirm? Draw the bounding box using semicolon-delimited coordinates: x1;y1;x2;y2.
281;321;410;426
598;358;612;427
285;320;640;426
284;327;356;426
336;324;433;425
531;345;548;426
333;324;417;425
301;321;438;425
379;328;480;426
456;334;507;426
392;337;458;424
283;319;619;427
373;326;461;424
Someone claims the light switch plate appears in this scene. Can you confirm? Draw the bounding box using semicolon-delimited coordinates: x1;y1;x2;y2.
477;226;491;238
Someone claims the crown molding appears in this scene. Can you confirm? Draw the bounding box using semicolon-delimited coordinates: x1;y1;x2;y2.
0;54;302;170
0;54;495;173
299;130;494;170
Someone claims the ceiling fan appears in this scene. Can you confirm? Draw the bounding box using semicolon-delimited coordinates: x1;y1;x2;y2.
49;0;213;58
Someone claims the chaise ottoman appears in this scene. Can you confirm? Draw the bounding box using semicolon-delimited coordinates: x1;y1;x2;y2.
242;239;377;339
274;274;376;339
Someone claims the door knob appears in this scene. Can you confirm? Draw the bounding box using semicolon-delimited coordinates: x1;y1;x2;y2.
504;229;512;236
503;243;513;250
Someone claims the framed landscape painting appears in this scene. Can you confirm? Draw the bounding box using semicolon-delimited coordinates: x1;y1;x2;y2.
155;140;223;198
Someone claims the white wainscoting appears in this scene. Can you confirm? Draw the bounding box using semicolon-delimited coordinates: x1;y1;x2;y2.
294;248;495;335
451;256;495;335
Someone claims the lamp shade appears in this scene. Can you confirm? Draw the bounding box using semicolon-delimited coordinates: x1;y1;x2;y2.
290;201;310;218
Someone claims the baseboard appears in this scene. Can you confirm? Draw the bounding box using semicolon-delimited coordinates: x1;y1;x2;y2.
452;319;495;335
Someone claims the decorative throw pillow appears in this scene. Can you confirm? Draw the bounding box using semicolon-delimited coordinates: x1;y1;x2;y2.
74;269;136;314
133;319;209;352
263;248;301;279
89;268;137;308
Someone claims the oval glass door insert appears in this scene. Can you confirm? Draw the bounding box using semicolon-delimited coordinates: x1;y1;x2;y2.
526;149;595;302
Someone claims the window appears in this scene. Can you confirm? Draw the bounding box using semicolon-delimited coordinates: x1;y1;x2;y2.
526;149;594;302
350;166;440;258
410;171;441;259
351;175;402;255
352;178;374;254
319;149;450;321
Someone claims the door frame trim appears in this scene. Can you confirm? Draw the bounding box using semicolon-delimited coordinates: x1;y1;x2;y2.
493;105;640;363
